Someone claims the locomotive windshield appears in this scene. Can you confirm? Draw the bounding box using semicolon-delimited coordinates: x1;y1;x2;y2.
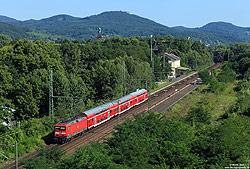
55;126;66;131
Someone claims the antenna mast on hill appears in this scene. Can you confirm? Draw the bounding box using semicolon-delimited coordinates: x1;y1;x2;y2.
97;28;102;39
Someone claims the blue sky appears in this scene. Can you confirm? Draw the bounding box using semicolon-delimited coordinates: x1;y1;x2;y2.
1;0;249;28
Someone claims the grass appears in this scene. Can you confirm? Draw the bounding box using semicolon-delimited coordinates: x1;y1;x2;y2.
151;81;172;93
28;31;67;41
166;81;238;122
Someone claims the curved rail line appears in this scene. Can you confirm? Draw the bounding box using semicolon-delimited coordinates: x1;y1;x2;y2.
2;63;222;169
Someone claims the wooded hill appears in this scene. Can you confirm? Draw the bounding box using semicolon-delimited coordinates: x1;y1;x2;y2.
0;21;32;39
0;11;250;44
173;22;250;42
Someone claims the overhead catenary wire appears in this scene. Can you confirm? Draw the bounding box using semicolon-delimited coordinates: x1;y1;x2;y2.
0;151;11;159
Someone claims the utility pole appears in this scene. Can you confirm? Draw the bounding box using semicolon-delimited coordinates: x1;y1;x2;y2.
123;61;126;96
163;54;166;72
195;52;198;70
248;158;250;169
117;100;120;125
152;57;154;72
148;89;151;113
228;53;230;61
148;82;151;113
49;70;90;121
49;70;54;122
203;54;205;65
15;141;18;169
150;35;155;74
150;35;153;62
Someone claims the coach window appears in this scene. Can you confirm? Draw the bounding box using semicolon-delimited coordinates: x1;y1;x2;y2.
60;127;66;131
68;126;70;130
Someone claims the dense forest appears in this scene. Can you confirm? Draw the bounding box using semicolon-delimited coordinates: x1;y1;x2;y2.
1;33;250;168
0;21;32;39
0;34;211;164
19;42;250;169
0;34;211;121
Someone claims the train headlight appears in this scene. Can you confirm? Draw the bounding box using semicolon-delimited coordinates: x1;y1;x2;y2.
55;132;59;134
61;132;66;134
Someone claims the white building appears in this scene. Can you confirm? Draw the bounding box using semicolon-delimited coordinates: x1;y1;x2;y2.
164;53;189;78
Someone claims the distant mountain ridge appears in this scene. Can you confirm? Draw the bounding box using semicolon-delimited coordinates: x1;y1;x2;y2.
15;11;180;40
0;15;19;23
0;11;250;44
173;22;250;41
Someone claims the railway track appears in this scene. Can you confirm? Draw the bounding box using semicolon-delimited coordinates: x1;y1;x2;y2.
1;144;57;169
60;63;222;155
54;63;223;155
1;63;222;169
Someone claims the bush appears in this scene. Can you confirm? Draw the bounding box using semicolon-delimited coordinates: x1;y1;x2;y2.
186;104;212;126
21;146;65;169
217;63;236;83
210;79;225;93
0;116;54;163
199;70;210;84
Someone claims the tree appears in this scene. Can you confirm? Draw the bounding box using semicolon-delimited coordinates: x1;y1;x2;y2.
238;57;250;77
0;39;67;119
185;101;212;126
192;116;250;168
210;78;224;93
199;70;210;84
58;143;122;169
21;147;65;169
0;34;11;48
217;63;236;83
107;113;202;168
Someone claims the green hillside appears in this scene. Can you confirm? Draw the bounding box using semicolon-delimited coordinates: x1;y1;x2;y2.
0;15;19;23
0;20;60;40
16;12;181;40
173;22;250;42
0;11;250;44
0;21;31;39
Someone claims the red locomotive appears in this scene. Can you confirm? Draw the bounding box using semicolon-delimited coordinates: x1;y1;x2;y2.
54;89;148;143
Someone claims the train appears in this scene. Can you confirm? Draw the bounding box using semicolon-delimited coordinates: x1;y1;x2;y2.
54;89;148;143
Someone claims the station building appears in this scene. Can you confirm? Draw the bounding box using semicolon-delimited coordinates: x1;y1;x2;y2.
164;53;190;78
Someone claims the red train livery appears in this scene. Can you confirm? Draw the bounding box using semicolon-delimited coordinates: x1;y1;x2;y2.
54;89;148;143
